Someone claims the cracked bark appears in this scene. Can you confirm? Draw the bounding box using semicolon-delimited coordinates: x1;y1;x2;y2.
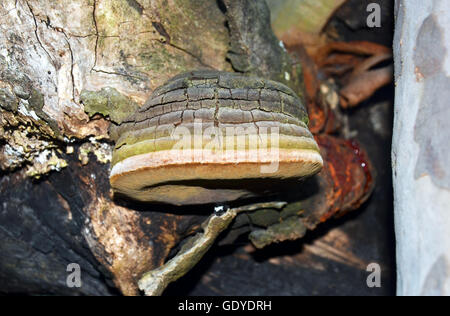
92;0;99;71
0;0;230;295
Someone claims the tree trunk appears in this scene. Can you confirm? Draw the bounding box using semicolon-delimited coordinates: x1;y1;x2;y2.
393;0;450;295
0;0;231;296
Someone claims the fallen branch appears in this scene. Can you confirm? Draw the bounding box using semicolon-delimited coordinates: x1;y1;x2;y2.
138;202;287;296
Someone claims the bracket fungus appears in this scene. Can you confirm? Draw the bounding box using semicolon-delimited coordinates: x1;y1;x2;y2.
109;70;324;295
110;70;323;205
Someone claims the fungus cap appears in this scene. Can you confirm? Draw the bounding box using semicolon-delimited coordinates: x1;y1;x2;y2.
110;71;323;205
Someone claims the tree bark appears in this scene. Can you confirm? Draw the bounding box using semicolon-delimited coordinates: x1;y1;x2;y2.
393;0;450;295
0;0;230;296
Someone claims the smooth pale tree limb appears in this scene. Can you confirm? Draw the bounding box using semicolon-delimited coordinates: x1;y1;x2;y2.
393;0;450;295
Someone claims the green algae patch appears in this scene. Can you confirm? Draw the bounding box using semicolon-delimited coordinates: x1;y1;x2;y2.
111;133;320;167
249;216;308;249
280;201;305;219
248;208;281;227
0;87;19;112
81;87;140;124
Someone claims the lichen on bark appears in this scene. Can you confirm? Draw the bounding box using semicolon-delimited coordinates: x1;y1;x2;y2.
80;87;139;124
0;0;231;177
0;85;67;177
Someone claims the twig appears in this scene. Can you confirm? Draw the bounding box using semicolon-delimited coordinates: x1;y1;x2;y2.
137;201;287;296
